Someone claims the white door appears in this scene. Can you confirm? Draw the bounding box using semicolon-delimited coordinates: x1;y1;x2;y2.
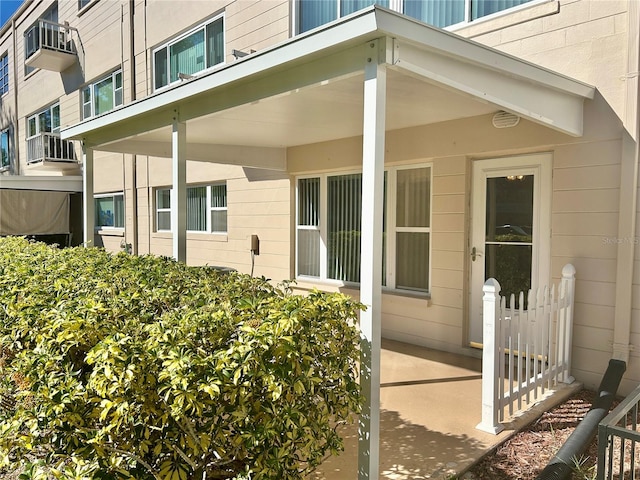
469;154;551;346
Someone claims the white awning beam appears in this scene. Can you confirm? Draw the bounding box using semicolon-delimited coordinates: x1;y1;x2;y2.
94;140;287;171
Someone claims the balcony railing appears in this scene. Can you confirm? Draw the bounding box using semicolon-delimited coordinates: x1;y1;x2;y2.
25;19;77;71
27;133;77;168
598;384;640;480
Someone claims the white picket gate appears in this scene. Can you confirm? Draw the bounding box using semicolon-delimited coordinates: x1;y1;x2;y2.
477;263;576;434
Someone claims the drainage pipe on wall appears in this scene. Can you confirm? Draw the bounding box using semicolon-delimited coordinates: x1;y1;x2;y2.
534;359;626;480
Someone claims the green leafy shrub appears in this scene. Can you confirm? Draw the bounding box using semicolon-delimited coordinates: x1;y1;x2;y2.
0;237;363;480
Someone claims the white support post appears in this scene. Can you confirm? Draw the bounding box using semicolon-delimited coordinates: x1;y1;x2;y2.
82;144;94;247
358;40;387;480
172;119;187;262
561;263;576;384
477;278;504;435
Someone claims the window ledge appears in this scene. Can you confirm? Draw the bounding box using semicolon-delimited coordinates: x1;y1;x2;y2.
451;0;559;39
24;68;38;80
96;228;124;237
77;0;99;17
153;231;228;242
382;287;431;300
293;279;431;300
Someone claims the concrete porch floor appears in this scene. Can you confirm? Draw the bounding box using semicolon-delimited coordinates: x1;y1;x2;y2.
310;338;582;480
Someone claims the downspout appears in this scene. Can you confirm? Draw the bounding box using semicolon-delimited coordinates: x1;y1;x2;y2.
128;0;138;254
534;359;626;480
11;17;19;176
612;0;640;364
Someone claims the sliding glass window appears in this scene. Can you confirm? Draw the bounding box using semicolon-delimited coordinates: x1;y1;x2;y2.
154;15;224;90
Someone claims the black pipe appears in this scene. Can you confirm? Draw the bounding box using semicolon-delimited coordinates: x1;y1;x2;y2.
534;359;626;480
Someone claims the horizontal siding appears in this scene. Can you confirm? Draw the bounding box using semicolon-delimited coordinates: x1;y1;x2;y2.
226;1;289;51
552;189;619;213
552;235;618;259
471;0;628;121
572;302;615;330
552;212;618;236
554;164;621;191
573;279;616;307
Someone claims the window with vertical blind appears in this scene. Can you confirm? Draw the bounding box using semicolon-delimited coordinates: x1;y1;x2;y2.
296;165;431;293
297;0;534;33
153;15;224;91
155;184;227;234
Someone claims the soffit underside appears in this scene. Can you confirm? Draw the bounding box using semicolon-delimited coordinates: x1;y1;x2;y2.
96;69;498;157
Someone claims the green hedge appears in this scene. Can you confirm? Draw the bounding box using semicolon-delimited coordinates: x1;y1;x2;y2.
0;237;363;480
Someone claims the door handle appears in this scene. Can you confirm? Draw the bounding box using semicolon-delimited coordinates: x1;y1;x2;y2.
471;247;483;262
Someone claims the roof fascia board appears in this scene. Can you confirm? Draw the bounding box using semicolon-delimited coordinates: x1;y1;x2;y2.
373;8;595;100
0;175;83;192
97;140;287;171
393;40;586;136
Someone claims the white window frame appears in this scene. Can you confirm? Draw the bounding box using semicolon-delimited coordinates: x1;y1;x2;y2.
78;0;99;13
295;164;432;294
156;188;172;232
294;0;541;33
152;14;225;92
155;184;227;234
0;53;8;96
82;69;123;119
0;128;10;171
95;192;125;230
27;103;60;140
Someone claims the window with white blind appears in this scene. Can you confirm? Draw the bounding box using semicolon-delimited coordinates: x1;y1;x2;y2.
153;15;224;91
296;165;431;293
156;184;227;234
297;0;534;33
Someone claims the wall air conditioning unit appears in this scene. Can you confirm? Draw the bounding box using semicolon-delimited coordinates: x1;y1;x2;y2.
25;24;40;59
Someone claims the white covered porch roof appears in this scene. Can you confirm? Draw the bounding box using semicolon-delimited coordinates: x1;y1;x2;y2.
61;7;594;480
62;6;594;165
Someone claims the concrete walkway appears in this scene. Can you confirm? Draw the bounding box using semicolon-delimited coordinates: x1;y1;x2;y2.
310;339;582;479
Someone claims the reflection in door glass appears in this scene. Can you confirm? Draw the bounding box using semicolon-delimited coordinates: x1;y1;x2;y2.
485;174;534;308
485;175;533;243
485;244;532;307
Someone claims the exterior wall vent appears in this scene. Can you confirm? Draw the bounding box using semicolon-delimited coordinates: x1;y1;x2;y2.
492;111;520;128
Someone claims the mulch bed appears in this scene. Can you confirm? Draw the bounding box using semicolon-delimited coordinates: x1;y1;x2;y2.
464;389;600;479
